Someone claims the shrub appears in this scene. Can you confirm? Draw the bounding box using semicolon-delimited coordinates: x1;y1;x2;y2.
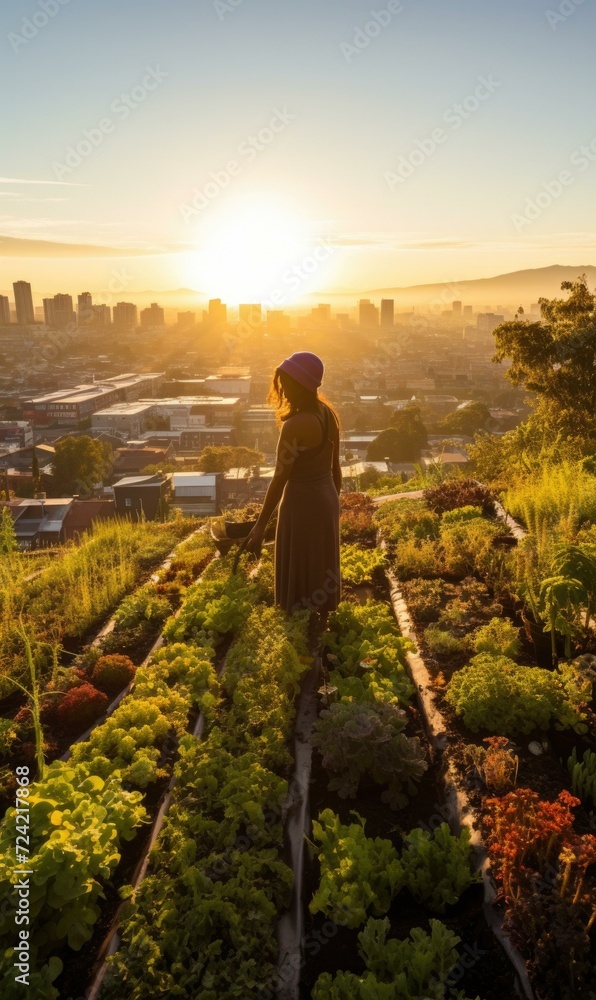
54;682;109;735
91;654;136;695
445;653;588;735
425;479;495;515
312;700;427;808
440;517;502;577
441;505;484;524
423;627;470;659
400;823;480;913
310;810;403;928
393;539;443;580
402;578;446;623
472;617;520;658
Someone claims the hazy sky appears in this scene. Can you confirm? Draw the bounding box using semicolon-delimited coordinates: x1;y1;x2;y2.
2;0;596;301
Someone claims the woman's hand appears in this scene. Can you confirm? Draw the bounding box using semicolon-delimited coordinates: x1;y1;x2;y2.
243;524;265;558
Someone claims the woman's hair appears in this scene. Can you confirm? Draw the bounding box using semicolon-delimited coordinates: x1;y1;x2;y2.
268;368;340;428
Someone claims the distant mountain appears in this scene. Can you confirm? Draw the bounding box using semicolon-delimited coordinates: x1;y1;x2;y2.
0;235;162;258
358;265;596;309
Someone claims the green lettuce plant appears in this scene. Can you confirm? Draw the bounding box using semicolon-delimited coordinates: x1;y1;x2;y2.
309;810;403;928
400;823;481;913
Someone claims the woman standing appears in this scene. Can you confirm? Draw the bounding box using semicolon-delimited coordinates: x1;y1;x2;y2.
244;352;341;629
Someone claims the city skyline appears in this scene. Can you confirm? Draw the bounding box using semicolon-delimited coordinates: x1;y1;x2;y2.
2;0;596;298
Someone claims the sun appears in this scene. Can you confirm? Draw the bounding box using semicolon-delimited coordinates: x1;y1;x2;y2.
188;198;311;305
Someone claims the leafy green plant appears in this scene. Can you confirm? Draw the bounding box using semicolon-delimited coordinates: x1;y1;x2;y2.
309;810;403;928
312;916;472;1000
0;761;146;988
113;585;171;631
312;700;427;808
424;626;470;660
440;518;502;578
446;653;588;735
568;747;596;808
441;505;484;525
341;544;387;585
402;578;446;623
472;618;520;658
400;823;481;913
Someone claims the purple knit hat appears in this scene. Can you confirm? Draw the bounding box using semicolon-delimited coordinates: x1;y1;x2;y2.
278;352;324;392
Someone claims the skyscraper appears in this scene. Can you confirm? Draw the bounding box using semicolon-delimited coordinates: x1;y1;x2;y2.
452;301;462;315
43;298;56;326
380;299;395;329
208;298;228;326
78;292;93;326
13;281;35;326
239;303;262;327
53;294;76;330
140;303;165;328
113;302;138;330
0;295;10;326
359;299;379;329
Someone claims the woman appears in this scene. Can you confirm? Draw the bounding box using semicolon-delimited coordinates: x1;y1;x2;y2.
244;351;341;630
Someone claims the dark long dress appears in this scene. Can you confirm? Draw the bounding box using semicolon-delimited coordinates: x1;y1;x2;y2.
275;405;341;615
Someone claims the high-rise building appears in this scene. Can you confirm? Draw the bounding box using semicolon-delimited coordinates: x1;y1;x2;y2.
113;302;138;331
0;295;11;325
78;292;93;326
13;281;35;326
53;294;76;330
140;303;165;329
208;298;227;326
177;311;196;327
452;301;462;315
463;305;473;317
380;299;395;329
93;304;111;327
359;299;379;328
477;313;504;335
239;303;262;327
43;298;56;326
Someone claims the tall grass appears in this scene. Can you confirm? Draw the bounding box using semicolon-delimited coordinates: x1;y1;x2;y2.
504;462;596;536
0;517;196;697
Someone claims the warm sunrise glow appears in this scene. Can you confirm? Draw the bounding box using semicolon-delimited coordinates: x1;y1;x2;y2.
188;199;312;304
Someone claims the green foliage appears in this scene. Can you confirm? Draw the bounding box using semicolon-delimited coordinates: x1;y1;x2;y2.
0;506;18;556
0;762;146;984
113;585;171;631
163;566;255;643
368;406;428;462
493;276;596;444
424;627;470;659
198;445;265;474
472;618;520;658
312;917;467;1000
309;810;403;928
312;700;427;808
52;435;112;494
505;461;596;536
439;517;502;578
400;824;481;913
341;543;387;585
446;653;589;735
568;747;596;808
436;401;491;438
441;505;483;525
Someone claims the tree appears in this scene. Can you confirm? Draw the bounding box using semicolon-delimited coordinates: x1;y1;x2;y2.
197;446;264;475
52;436;113;495
0;506;18;555
367;428;412;462
436;401;492;437
388;406;428;457
493;276;596;447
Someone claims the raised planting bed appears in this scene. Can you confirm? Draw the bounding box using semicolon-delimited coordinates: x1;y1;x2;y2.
0;525;214;814
0;549;273;1000
373;484;596;1000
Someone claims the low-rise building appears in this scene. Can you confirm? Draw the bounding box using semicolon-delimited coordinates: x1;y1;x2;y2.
112;473;171;521
24;373;164;426
171;473;220;516
0;498;114;548
0;421;33;448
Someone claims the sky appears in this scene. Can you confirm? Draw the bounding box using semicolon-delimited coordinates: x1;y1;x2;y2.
1;0;596;304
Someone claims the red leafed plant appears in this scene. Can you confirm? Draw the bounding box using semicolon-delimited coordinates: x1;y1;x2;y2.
424;479;495;515
91;654;136;696
340;493;376;545
55;682;108;735
484;789;596;998
484;788;580;901
340;492;375;513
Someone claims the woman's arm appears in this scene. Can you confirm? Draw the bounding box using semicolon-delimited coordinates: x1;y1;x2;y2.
244;420;300;553
331;412;342;495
